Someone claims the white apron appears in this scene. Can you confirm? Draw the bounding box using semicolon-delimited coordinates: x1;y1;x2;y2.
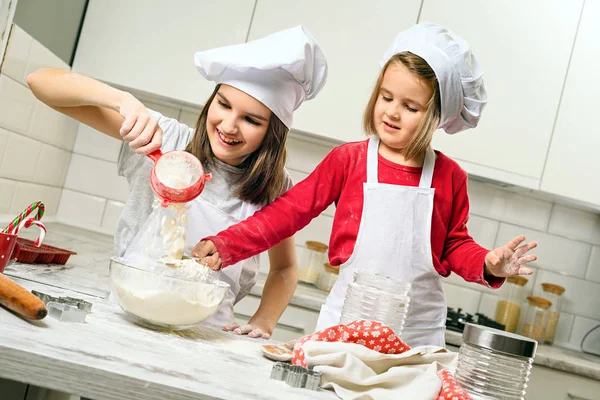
315;136;447;347
184;196;261;327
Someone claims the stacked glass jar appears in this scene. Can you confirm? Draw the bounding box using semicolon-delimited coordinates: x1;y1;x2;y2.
519;296;552;342
540;283;565;345
495;276;528;333
317;263;339;292
455;323;537;400
297;241;328;286
339;271;411;336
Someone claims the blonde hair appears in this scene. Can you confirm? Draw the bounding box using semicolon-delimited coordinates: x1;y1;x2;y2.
363;52;441;161
186;84;289;205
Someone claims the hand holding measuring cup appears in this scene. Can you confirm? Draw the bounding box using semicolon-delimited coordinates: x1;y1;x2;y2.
118;92;163;155
117;93;212;207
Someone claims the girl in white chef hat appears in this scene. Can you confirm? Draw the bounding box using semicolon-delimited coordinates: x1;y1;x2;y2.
194;22;538;348
27;25;328;339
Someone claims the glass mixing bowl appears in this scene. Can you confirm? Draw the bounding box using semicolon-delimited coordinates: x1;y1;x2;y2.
109;257;229;331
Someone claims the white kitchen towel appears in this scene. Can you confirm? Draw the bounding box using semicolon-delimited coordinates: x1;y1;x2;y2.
303;341;460;400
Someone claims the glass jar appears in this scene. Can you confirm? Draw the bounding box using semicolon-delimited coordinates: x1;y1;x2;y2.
317;263;339;292
495;276;528;333
540;283;565;345
339;271;411;336
519;296;552;342
455;323;537;400
297;241;328;286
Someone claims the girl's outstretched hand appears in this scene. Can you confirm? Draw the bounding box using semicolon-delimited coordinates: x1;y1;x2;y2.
118;92;163;155
485;235;537;277
192;240;223;271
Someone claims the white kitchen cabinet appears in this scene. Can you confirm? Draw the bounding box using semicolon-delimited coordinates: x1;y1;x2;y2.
246;0;422;143
72;0;255;106
527;364;600;400
422;0;583;189
540;0;600;208
234;294;319;342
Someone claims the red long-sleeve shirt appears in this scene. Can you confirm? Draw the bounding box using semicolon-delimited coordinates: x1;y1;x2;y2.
207;139;503;288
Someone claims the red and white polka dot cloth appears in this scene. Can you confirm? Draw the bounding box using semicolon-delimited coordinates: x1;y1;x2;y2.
292;319;471;400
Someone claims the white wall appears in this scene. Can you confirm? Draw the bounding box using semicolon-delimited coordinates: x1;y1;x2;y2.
0;25;77;220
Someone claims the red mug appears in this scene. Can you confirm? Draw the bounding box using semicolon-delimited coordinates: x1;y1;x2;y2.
0;232;20;273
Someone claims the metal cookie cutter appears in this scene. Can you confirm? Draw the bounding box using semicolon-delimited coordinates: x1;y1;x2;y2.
32;290;92;323
269;362;322;391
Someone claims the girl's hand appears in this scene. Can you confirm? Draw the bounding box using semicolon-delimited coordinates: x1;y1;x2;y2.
192;240;223;271
223;317;274;339
118;92;163;155
485;235;537;277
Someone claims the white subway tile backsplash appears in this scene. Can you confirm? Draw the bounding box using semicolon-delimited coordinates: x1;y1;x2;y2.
286;136;334;173
63;154;129;203
143;101;180;119
0;74;36;134
586;246;600;284
477;293;500;319
100;200;125;232
0;178;16;213
178;109;199;128
2;25;33;83
443;282;482;315
57;189;106;228
0;128;8;156
467;181;552;231
10;182;60;216
551;312;575;348
495;223;591;278
547;205;600;246
467;215;499;249
294;213;333;251
0;133;42;181
568;316;600;354
28;101;79;150
73;123;122;163
533;269;600;321
33;144;71;187
24;40;68;80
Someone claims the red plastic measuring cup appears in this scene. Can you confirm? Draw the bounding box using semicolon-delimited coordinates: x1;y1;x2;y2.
147;150;212;207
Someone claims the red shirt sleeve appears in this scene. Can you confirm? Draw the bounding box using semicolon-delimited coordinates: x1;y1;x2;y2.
443;177;504;289
204;146;348;268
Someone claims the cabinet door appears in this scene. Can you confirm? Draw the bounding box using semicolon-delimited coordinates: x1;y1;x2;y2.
247;0;422;143
422;0;583;189
527;364;600;400
72;0;255;106
540;0;600;208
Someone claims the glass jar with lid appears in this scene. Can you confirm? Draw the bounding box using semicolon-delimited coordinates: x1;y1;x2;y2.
495;276;528;333
317;263;339;292
297;241;328;286
540;283;565;345
456;323;537;400
519;296;552;342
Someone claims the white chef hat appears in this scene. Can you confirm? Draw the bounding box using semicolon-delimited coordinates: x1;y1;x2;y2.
380;22;488;134
194;25;327;129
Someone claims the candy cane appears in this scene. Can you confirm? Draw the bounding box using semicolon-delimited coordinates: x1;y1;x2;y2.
11;218;46;247
3;201;45;234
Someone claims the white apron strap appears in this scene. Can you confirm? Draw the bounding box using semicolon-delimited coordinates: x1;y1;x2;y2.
419;147;436;189
366;135;380;184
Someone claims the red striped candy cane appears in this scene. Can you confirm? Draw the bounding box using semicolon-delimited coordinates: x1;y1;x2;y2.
11;218;47;247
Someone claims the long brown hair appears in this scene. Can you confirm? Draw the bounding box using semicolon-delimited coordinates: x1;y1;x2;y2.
363;52;441;161
185;84;289;205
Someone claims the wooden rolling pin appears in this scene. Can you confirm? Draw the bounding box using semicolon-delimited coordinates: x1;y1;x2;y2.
0;273;47;320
